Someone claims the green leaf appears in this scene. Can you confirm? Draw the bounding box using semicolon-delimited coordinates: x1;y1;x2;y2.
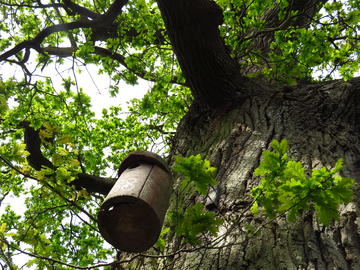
284;161;306;181
250;201;259;216
154;227;170;251
251;139;354;225
0;223;6;234
172;203;223;245
173;155;218;195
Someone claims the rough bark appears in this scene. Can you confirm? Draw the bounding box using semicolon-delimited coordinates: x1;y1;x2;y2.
156;77;360;269
4;1;359;268
151;4;360;267
156;0;249;107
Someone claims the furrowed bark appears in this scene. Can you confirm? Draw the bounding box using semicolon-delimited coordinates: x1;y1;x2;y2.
152;77;360;270
156;0;249;108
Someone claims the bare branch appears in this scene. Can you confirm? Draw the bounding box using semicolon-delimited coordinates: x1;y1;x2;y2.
42;46;76;57
0;237;115;270
0;236;200;269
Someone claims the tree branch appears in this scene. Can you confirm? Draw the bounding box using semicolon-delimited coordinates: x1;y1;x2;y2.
0;1;63;9
0;21;93;62
156;0;249;108
93;46;187;86
0;237;119;269
72;173;116;195
23;122;55;171
62;0;100;19
0;0;129;63
104;0;129;21
42;45;187;86
20;121;116;195
244;0;328;58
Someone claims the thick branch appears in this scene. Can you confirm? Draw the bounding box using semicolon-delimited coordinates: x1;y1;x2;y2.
62;0;100;19
21;122;116;195
156;0;248;108
72;173;116;195
0;21;93;62
247;0;328;56
89;0;129;41
103;0;129;21
0;0;129;62
23;122;55;171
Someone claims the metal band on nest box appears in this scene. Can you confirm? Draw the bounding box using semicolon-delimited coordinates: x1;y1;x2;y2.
98;151;173;252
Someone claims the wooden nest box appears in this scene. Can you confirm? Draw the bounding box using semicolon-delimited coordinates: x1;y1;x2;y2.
98;151;173;252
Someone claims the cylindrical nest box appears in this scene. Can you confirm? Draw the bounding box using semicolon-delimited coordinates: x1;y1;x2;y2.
98;151;172;252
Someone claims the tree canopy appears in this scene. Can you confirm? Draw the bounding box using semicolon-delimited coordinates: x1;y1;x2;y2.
0;0;359;269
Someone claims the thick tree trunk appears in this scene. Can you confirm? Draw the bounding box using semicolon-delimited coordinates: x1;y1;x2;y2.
156;78;360;269
156;0;249;107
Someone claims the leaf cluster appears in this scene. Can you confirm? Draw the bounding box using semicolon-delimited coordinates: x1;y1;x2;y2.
165;155;222;245
216;0;360;82
251;139;354;225
170;203;223;245
173;154;218;195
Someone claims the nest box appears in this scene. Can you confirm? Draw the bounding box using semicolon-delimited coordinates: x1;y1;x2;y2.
98;151;173;252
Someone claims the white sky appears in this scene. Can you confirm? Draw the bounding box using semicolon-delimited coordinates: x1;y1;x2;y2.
2;57;149;117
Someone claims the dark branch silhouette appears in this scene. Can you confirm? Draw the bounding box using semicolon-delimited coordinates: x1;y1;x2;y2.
156;0;254;108
0;0;129;62
23;122;55;171
22;121;116;195
62;0;100;19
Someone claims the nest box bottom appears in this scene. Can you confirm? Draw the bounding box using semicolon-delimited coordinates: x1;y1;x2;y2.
98;196;161;253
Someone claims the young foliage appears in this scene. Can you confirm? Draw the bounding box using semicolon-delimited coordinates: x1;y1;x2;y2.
216;0;360;82
170;203;223;245
173;154;218;195
0;0;359;267
168;155;223;245
251;139;354;225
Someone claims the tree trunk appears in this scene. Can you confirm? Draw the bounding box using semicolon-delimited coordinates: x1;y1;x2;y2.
159;78;360;269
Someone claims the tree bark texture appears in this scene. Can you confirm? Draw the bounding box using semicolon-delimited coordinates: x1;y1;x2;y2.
158;78;360;270
156;0;248;107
